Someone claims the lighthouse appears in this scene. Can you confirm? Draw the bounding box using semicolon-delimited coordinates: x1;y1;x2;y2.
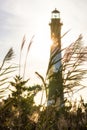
48;9;63;106
49;8;62;47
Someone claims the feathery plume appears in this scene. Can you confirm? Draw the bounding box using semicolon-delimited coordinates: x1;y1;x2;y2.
23;35;34;78
0;48;14;70
21;35;26;51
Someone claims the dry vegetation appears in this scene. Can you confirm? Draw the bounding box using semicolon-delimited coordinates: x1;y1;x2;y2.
0;35;87;130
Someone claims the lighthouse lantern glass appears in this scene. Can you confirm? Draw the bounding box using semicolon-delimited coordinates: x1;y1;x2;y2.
52;12;60;19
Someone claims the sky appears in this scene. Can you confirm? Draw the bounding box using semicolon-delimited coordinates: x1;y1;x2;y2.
0;0;87;101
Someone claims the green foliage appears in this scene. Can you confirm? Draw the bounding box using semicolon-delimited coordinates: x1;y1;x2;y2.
0;38;37;129
0;75;39;130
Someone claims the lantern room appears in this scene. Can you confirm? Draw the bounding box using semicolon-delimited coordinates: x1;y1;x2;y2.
51;8;60;19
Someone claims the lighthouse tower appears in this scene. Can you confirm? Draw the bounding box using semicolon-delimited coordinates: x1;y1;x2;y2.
48;9;63;106
49;8;63;73
49;8;62;48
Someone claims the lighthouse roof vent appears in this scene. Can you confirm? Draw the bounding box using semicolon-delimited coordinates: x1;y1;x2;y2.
52;8;60;14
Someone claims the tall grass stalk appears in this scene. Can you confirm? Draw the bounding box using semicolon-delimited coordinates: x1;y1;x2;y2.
35;72;48;106
19;35;26;76
23;35;34;79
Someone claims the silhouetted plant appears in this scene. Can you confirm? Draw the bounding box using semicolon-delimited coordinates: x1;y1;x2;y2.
62;35;87;94
19;35;34;78
0;37;41;130
0;34;87;130
47;35;87;105
36;35;87;130
0;48;16;99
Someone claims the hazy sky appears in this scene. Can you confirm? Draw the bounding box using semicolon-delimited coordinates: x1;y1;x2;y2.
0;0;87;86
